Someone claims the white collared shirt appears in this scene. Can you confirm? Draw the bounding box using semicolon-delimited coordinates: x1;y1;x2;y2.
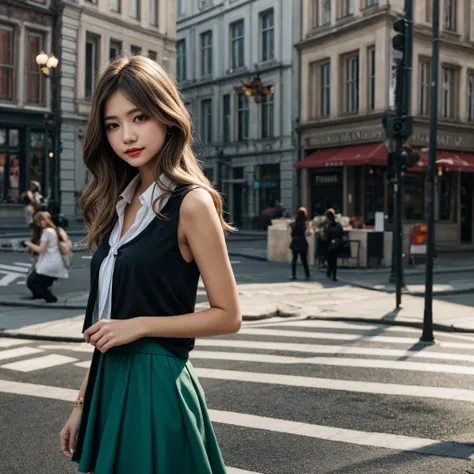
94;174;171;321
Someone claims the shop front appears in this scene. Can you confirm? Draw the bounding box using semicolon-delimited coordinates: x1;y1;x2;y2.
0;108;52;223
297;124;474;249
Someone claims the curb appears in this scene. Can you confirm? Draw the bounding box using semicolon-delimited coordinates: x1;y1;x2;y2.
228;251;267;262
0;310;293;343
307;314;474;334
339;279;474;297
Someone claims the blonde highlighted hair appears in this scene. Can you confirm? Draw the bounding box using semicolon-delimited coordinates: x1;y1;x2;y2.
79;55;234;250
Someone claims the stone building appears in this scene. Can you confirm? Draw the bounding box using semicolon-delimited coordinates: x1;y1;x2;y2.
0;0;177;223
176;0;301;229
296;0;474;249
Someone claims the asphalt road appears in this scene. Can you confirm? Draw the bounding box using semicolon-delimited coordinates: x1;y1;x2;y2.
2;320;474;473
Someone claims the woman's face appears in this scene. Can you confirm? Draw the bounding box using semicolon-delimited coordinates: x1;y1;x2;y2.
35;217;46;229
103;91;168;174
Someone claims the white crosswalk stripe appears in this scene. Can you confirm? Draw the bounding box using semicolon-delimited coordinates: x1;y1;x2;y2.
3;318;474;465
0;261;31;286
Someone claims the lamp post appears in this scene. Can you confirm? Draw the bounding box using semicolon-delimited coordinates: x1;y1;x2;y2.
36;51;61;220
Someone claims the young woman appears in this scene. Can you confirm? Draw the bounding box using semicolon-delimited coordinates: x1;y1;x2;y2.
323;208;344;282
288;207;312;281
24;211;69;302
59;56;242;474
22;180;43;227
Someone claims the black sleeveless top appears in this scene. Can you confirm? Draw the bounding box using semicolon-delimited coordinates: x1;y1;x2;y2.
82;185;200;359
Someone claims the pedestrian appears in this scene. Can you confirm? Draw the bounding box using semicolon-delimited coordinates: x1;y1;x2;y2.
288;206;311;281
24;211;70;302
323;208;344;282
21;180;43;228
59;55;242;474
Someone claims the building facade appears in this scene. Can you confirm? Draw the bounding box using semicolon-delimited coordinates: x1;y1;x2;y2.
296;0;474;248
176;0;301;229
0;0;177;223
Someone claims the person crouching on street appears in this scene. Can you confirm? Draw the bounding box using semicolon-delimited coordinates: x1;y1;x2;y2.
24;211;69;303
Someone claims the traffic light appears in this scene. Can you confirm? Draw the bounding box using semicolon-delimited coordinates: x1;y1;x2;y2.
392;18;407;55
382;115;413;139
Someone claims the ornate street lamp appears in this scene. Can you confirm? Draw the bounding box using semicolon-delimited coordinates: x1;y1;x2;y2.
36;51;59;75
233;74;274;104
36;50;61;220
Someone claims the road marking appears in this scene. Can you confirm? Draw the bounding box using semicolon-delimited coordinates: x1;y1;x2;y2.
195;367;474;403
198;339;474;363
230;260;241;264
227;469;261;474
38;344;93;353
16;281;26;285
208;410;474;460
81;256;92;260
13;262;32;268
0;378;472;460
0;347;44;361
74;361;91;368
0;338;34;348
0;264;28;273
0;354;78;372
263;319;422;332
238;328;421;344
0;272;24;286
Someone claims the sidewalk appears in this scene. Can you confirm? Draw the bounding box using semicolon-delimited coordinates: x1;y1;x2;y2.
1;281;473;343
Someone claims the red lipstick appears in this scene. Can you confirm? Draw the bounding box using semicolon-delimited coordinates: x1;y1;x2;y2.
125;147;143;157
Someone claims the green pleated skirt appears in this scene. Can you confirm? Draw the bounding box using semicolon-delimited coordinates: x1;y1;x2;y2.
73;338;227;474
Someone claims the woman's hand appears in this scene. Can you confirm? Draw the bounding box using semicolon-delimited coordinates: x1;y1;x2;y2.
84;319;144;353
59;407;82;459
24;241;33;249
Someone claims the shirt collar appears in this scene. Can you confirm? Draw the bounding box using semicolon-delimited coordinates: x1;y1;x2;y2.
118;174;173;210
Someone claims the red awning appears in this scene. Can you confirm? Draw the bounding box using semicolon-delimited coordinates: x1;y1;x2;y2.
416;150;474;172
295;143;388;169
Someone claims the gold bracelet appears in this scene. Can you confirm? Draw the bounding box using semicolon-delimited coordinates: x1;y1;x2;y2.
73;397;84;408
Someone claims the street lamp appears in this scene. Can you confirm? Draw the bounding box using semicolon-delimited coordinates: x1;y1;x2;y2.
36;50;61;222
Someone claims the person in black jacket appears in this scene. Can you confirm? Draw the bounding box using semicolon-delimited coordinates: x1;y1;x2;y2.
323;208;344;282
289;207;312;281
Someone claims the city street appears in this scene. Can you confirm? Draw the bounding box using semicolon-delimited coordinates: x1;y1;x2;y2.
0;243;474;473
3;320;474;473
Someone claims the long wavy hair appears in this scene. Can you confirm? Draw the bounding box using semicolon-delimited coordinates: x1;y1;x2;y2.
294;207;308;226
79;55;234;250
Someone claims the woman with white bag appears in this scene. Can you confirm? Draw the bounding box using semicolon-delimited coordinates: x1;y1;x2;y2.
24;211;71;303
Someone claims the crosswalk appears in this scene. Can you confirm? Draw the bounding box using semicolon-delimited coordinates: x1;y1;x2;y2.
0;261;30;286
2;318;474;472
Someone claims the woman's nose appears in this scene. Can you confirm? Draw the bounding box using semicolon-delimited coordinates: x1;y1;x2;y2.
122;125;137;144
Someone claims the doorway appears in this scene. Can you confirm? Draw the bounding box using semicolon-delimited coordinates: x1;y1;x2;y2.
460;174;473;243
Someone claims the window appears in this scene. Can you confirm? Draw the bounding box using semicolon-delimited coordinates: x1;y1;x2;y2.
317;0;331;26
442;66;456;119
200;99;213;145
148;50;157;61
418;59;431;116
86;0;97;4
149;0;158;25
130;0;140;19
223;94;231;143
468;71;474;122
131;45;142;55
261;10;274;62
345;54;359;114
338;0;354;18
176;40;186;81
426;0;432;22
85;34;99;100
109;0;120;12
444;0;455;31
109;40;122;61
237;92;249;140
200;31;212;76
366;0;378;6
317;61;331;117
231;20;244;70
261;93;274;138
368;47;376;111
0;24;15;101
177;0;183;17
403;174;425;220
26;31;45;105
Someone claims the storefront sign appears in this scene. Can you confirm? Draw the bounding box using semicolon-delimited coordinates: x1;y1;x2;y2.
310;129;384;146
413;132;463;148
313;174;341;185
